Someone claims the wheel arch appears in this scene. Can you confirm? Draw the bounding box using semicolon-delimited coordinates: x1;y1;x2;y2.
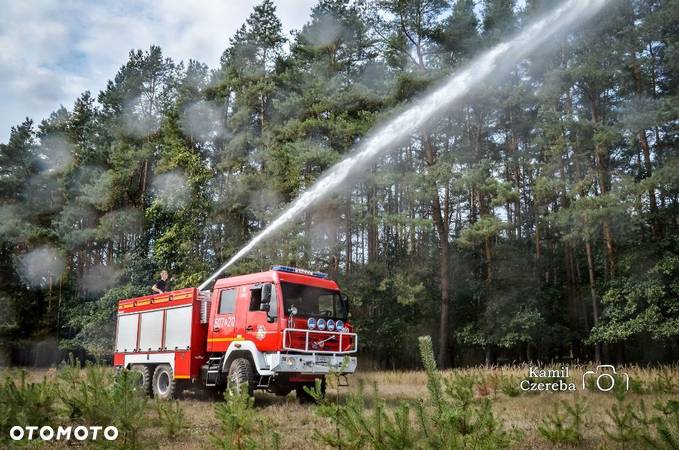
221;340;270;375
223;350;256;375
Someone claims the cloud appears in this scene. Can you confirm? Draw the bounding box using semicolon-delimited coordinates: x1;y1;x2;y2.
0;0;316;143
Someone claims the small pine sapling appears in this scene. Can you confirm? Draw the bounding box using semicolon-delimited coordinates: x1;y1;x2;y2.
312;382;416;450
538;398;588;445
154;400;185;439
642;399;679;449
106;368;149;450
418;336;516;450
211;384;280;450
211;388;258;450
0;370;59;444
500;375;521;397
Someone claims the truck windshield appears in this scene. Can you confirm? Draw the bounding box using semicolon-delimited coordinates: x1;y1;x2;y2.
281;282;347;320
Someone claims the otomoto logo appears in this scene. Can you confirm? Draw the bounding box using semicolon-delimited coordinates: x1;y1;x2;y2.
9;425;118;442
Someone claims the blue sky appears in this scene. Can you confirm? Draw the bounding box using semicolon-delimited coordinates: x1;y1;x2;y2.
0;0;316;143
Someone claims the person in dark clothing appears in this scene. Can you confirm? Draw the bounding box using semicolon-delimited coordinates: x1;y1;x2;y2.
152;270;170;294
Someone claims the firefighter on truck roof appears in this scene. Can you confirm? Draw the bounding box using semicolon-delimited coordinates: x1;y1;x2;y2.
151;270;170;294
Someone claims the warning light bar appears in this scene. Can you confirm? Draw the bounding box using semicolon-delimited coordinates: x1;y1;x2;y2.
271;265;328;279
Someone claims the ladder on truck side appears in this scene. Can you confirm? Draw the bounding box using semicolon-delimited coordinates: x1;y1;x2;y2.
205;356;222;387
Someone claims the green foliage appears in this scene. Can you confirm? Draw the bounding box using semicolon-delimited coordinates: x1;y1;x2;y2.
312;381;416;450
537;398;588;445
341;263;429;368
211;390;257;450
153;400;186;439
602;400;646;448
598;399;679;450
377;272;425;306
591;254;679;344
0;370;59;444
499;375;521;397
650;369;677;395
0;363;147;448
211;388;280;450
56;360;148;449
106;369;148;449
416;337;518;449
310;335;517;449
58;359;118;424
646;400;679;450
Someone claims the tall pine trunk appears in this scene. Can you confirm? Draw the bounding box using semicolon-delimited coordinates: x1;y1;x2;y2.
345;194;352;273
367;167;378;263
591;98;616;277
585;240;601;362
423;134;452;368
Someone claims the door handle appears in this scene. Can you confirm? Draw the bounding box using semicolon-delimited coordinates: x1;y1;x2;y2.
213;327;221;332
246;325;254;331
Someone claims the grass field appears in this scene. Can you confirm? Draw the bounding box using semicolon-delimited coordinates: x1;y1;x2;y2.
2;362;678;449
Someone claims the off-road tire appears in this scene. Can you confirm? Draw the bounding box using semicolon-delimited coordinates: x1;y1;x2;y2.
152;364;176;400
227;358;254;397
130;364;152;396
296;377;326;404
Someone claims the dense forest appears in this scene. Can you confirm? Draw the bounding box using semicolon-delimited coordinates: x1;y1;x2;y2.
0;0;677;369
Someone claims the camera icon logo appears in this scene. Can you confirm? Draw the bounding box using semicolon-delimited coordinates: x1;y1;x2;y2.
582;365;629;392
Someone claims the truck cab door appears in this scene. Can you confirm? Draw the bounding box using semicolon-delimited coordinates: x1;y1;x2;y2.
245;283;280;351
207;288;238;352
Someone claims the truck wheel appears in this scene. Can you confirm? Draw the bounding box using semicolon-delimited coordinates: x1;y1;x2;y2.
296;377;326;404
152;365;176;400
227;358;254;397
130;364;152;396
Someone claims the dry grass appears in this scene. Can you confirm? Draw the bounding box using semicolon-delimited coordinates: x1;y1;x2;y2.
1;365;677;449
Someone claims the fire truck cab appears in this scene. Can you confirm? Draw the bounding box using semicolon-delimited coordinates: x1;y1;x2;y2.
113;266;357;401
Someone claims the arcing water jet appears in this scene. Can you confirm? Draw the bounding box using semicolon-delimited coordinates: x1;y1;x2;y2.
198;0;609;290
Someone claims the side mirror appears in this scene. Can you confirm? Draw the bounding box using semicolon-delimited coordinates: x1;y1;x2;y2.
260;284;271;311
262;284;271;304
341;293;349;316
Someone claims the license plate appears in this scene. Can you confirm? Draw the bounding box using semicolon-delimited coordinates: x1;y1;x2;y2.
316;355;330;365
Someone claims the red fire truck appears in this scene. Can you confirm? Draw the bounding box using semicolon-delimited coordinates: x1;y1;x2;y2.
113;266;357;401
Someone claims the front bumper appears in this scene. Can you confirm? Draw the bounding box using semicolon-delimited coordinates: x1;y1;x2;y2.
266;353;357;374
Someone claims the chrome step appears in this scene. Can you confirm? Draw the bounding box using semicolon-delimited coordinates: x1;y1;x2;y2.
204;356;223;387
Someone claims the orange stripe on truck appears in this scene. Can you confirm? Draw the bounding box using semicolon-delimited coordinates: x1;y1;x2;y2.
207;337;244;343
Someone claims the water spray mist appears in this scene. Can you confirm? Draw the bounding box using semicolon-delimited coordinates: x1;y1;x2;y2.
199;0;609;291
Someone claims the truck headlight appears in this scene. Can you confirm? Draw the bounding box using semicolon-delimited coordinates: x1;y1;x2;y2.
317;318;326;331
327;319;335;331
307;317;316;329
336;320;344;332
284;357;294;367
